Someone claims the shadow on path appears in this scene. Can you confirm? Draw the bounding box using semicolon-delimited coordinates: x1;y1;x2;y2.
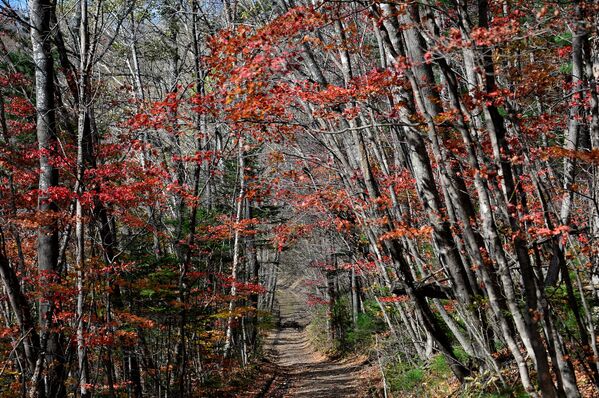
263;286;363;397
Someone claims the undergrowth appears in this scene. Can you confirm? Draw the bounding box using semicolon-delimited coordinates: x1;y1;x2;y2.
384;353;529;398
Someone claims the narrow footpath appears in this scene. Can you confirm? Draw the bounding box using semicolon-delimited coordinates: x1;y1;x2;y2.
261;281;367;397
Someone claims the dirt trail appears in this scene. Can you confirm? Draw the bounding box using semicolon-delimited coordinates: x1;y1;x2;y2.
262;282;365;397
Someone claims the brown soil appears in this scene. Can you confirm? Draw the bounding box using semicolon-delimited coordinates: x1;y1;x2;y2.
260;285;372;398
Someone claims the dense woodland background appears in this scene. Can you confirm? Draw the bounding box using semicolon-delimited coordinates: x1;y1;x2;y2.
1;0;599;396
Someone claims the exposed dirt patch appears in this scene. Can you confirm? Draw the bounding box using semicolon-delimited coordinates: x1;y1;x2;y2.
261;286;373;397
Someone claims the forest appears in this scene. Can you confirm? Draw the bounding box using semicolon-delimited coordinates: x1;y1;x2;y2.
0;0;599;396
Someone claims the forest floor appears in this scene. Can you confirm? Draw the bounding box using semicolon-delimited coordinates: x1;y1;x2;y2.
258;279;376;397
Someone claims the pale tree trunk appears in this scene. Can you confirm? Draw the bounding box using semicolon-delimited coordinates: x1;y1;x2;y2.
560;0;586;227
29;0;65;395
223;0;238;26
75;1;90;396
224;138;245;357
125;13;163;260
584;19;599;251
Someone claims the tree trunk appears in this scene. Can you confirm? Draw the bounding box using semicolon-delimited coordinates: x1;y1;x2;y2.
29;0;65;395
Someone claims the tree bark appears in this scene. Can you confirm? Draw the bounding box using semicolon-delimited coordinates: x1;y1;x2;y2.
29;0;65;395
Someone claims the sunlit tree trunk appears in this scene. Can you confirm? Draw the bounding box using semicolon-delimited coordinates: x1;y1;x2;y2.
29;0;65;395
224;138;246;357
75;1;90;396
